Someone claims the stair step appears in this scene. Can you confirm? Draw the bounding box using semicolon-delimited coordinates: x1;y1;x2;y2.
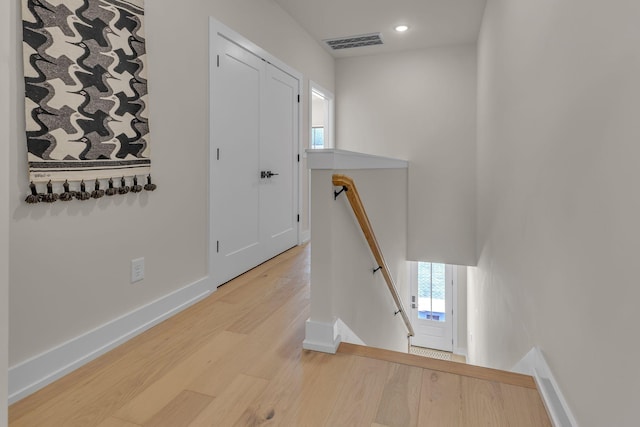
337;342;536;389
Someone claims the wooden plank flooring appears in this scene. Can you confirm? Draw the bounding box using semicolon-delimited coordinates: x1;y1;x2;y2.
338;342;537;389
9;244;551;426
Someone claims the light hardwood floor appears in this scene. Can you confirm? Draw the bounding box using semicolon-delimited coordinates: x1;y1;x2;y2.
9;244;551;426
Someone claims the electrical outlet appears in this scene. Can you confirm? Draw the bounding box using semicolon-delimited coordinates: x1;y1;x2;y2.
131;257;145;283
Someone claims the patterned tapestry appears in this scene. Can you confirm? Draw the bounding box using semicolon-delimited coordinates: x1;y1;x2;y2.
21;0;156;203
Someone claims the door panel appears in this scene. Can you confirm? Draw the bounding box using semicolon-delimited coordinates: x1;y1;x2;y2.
410;262;453;351
212;37;263;284
261;65;298;254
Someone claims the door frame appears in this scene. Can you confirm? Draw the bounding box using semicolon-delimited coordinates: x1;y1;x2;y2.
208;17;303;290
308;80;335;150
302;81;335;242
409;262;458;352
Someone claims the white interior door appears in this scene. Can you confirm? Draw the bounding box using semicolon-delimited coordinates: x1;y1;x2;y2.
410;262;454;351
211;35;299;286
212;37;262;285
260;65;298;256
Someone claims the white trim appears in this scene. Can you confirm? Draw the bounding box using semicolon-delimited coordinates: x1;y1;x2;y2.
297;80;304;247
299;229;311;244
8;277;213;404
308;81;335;150
206;20;215;291
452;267;459;353
209;18;303;83
513;347;579;427
302;319;341;354
306;149;408;170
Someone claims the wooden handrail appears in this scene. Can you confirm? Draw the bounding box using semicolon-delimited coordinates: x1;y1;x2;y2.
332;174;415;337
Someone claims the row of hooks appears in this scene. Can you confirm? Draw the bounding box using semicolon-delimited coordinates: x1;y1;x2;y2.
25;175;157;204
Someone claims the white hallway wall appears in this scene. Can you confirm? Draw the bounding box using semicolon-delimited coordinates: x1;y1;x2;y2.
1;0;10;423
309;167;410;353
8;0;333;377
335;45;477;266
471;0;640;426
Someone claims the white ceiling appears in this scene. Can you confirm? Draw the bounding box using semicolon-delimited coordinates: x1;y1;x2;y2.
273;0;488;58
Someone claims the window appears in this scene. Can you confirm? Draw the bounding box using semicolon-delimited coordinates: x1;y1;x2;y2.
311;127;324;149
309;82;334;149
417;262;446;322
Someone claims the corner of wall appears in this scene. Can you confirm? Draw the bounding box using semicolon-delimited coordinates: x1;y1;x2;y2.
307;164;410;355
1;0;10;423
336;318;365;346
513;348;578;427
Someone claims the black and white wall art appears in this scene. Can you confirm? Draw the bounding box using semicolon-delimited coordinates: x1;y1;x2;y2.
21;0;155;202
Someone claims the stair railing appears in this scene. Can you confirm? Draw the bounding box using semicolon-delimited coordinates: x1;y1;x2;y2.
332;174;415;337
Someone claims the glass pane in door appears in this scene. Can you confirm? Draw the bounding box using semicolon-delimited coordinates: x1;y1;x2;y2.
417;262;446;322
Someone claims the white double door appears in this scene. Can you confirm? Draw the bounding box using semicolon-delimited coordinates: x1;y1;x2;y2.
211;35;299;286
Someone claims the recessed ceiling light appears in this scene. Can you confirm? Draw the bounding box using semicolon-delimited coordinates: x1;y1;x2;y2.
395;25;409;33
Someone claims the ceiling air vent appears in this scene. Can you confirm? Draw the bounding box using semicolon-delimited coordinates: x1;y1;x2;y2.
323;33;383;50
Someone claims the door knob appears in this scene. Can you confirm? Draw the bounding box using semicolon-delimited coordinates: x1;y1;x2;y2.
260;170;279;179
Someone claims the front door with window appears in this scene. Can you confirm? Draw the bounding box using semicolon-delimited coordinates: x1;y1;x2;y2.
410;262;453;351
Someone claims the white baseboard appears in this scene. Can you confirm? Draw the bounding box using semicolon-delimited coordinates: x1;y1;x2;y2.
8;276;213;404
302;318;341;353
513;347;578;427
299;229;311;244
